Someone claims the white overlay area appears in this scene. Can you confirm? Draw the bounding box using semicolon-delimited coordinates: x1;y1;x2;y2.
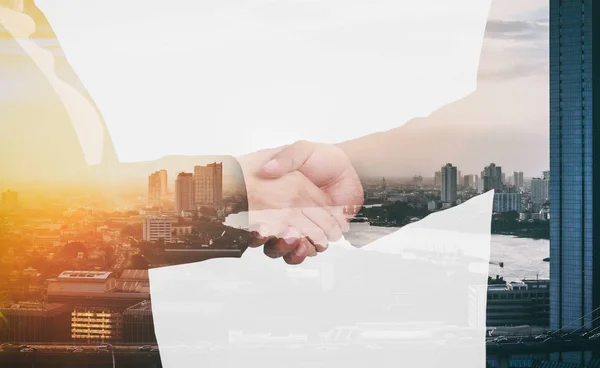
150;191;493;368
36;0;491;161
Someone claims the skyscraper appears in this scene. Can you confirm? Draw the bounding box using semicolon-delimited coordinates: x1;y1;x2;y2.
549;0;596;337
531;178;546;205
440;163;457;204
463;174;475;189
147;172;162;207
194;162;223;207
513;171;524;189
482;163;503;193
175;172;195;213
159;169;168;195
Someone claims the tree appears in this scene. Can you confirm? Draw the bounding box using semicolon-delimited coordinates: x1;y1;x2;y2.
129;254;149;270
62;242;87;258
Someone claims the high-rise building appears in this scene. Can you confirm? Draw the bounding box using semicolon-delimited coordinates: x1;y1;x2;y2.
513;171;524;189
175;172;195;213
531;178;546;205
147;171;162;207
159;169;168;195
541;171;550;203
434;171;441;189
440;163;457;204
1;190;18;211
549;0;596;340
457;170;462;187
142;216;172;243
463;174;475;189
194;162;223;207
482;163;503;193
501;172;506;185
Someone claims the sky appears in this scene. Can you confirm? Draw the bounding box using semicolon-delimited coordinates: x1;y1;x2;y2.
0;0;549;181
339;0;549;178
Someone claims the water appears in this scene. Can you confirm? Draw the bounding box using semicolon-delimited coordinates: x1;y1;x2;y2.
346;223;549;282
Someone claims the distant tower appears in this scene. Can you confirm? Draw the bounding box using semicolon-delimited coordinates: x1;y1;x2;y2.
159;170;168;195
148;172;162;207
381;177;387;201
441;163;458;204
482;163;503;193
434;171;442;189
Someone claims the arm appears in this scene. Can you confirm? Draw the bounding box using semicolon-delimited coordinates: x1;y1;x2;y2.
1;2;336;266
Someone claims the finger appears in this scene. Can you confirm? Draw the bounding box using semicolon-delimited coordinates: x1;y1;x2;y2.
247;223;279;247
263;228;302;259
305;241;318;257
291;212;330;251
283;238;312;265
304;183;349;233
301;206;343;244
258;141;315;179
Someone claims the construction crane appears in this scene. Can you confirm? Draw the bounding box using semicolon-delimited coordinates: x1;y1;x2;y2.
489;260;504;268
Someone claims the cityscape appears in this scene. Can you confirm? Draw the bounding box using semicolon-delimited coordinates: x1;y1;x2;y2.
0;0;597;367
0;159;551;367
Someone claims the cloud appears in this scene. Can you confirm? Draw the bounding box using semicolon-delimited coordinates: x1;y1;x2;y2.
484;19;548;41
478;61;547;81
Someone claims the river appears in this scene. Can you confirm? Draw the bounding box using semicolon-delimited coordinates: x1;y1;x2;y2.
345;223;549;282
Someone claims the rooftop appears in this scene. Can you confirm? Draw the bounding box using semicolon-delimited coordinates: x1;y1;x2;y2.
58;270;114;281
120;269;149;281
124;300;153;313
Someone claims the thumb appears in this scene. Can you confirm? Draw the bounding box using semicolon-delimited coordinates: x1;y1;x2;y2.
258;141;314;179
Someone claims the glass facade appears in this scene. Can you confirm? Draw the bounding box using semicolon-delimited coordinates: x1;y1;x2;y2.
549;0;596;335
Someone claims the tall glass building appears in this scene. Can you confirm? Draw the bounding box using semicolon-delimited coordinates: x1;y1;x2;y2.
549;0;596;336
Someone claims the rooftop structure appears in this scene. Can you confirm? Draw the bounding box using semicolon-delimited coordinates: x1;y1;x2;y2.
57;271;114;282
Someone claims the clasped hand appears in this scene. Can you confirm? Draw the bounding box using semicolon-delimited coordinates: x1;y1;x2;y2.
237;141;364;265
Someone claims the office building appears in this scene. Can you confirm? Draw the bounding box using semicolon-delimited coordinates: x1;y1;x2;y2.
486;279;550;327
147;171;163;207
513;171;524;189
142;216;172;243
482;163;503;193
175;172;195;213
531;178;546;205
47;271;149;311
1;189;18;211
440;163;457;204
543;171;550;202
71;306;122;342
0;302;71;343
159;169;168;195
194;162;223;207
493;192;522;213
549;0;596;343
463;174;475;189
123;300;156;344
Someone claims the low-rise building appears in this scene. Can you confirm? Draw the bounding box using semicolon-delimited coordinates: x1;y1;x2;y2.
0;302;71;343
486;279;549;327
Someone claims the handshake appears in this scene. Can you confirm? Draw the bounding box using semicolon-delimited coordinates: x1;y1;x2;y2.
237;141;364;265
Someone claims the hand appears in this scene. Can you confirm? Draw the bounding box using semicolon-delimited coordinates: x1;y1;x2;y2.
237;147;348;264
258;141;364;217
